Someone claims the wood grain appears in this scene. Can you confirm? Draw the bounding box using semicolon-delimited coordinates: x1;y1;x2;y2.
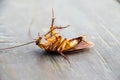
0;0;120;80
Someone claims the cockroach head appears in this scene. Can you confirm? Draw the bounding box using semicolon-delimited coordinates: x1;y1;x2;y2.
36;36;42;45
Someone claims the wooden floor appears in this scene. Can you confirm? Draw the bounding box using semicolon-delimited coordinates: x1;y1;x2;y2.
0;0;120;80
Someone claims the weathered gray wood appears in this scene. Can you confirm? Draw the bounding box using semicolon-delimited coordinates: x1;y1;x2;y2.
0;0;120;80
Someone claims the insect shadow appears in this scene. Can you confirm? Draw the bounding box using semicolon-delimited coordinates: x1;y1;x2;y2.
34;48;91;65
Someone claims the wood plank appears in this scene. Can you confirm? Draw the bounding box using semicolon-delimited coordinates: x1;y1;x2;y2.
0;0;120;80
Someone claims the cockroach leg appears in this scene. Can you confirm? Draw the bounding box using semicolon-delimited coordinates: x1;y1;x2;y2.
54;25;70;29
52;36;62;51
44;30;58;40
51;8;55;27
57;38;67;51
50;8;55;37
56;38;70;64
59;52;70;64
44;25;69;39
49;36;62;51
44;33;57;41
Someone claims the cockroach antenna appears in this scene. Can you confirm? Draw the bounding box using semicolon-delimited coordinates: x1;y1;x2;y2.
28;17;37;40
0;18;36;50
0;41;35;50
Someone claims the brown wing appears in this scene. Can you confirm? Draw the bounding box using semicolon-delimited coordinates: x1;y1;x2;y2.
68;41;93;51
65;35;93;52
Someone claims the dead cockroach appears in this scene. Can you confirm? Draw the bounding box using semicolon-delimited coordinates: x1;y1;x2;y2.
0;9;93;64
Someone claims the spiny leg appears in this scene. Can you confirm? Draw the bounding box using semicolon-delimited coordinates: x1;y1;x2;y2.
57;38;71;64
50;8;69;29
45;9;70;41
51;8;55;28
50;8;55;37
49;36;62;51
59;52;71;64
48;37;58;51
57;38;67;51
44;25;70;41
44;8;56;41
44;31;58;41
45;25;70;37
54;25;70;29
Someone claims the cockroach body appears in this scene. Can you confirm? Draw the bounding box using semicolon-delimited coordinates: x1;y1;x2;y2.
0;9;93;64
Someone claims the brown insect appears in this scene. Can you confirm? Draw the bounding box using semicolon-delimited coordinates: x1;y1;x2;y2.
0;9;93;64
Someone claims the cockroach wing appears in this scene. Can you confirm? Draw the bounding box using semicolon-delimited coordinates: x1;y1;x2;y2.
67;35;93;51
68;41;93;51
